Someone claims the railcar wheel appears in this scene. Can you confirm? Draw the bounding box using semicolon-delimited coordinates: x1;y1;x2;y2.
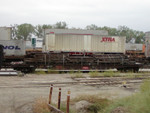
133;68;139;73
14;67;36;73
117;68;124;72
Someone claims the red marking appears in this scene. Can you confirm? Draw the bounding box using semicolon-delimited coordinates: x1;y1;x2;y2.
62;33;93;35
56;66;63;70
69;52;93;55
82;66;89;70
101;37;115;42
49;32;93;35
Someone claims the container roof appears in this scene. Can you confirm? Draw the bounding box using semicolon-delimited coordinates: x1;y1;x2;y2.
145;32;150;37
44;29;108;36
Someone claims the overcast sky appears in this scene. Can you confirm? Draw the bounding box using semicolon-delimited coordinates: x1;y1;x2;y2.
0;0;150;31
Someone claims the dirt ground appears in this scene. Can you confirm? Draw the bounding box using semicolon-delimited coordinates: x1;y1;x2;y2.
0;73;141;113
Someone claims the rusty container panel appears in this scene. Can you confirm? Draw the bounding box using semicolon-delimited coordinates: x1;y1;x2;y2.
142;44;145;53
0;40;25;56
0;27;12;40
145;32;150;57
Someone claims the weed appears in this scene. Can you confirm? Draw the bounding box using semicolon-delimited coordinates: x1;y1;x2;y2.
69;70;75;74
71;94;110;113
103;80;150;113
51;102;76;113
47;69;59;74
71;71;84;78
34;70;46;75
89;71;101;77
125;72;136;78
17;71;24;77
124;72;143;78
140;79;150;92
102;70;115;77
32;97;49;113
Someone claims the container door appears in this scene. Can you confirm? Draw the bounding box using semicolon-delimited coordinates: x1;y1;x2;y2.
84;35;91;52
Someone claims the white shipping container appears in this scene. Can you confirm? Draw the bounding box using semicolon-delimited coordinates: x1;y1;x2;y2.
0;27;12;40
25;40;32;49
43;33;126;53
0;40;25;56
145;32;150;57
43;29;108;46
126;43;143;51
36;38;43;48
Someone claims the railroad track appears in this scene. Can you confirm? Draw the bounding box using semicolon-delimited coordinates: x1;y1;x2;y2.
28;76;148;87
0;76;149;88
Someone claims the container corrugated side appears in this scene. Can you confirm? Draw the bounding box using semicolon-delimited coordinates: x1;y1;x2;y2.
145;32;150;57
44;34;126;53
43;29;108;46
91;36;125;53
0;40;25;56
126;43;143;51
0;27;12;40
45;34;85;52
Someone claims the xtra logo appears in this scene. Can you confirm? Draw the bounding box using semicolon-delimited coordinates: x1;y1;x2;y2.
3;46;21;50
101;37;115;42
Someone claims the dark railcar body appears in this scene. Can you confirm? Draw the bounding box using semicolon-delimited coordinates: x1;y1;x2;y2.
0;45;4;68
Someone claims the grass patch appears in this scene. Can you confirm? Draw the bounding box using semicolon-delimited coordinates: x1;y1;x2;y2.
34;69;59;74
125;72;136;78
69;70;76;74
89;71;101;77
140;79;150;92
47;69;59;74
34;70;46;75
71;71;85;78
17;71;24;77
50;102;76;113
32;80;150;113
102;70;116;77
32;97;49;113
125;72;143;78
89;70;121;77
103;80;150;113
71;94;110;113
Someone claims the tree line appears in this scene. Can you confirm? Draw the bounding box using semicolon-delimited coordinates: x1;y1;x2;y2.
11;22;145;43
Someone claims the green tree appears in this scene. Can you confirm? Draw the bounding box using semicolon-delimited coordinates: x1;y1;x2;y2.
34;24;53;38
53;21;68;29
15;23;34;40
118;26;144;43
42;24;52;29
86;24;98;30
35;25;43;38
86;25;118;36
100;26;118;36
135;31;145;43
118;26;132;42
86;25;145;43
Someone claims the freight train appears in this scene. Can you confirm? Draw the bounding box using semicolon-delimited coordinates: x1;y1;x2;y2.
0;28;148;73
